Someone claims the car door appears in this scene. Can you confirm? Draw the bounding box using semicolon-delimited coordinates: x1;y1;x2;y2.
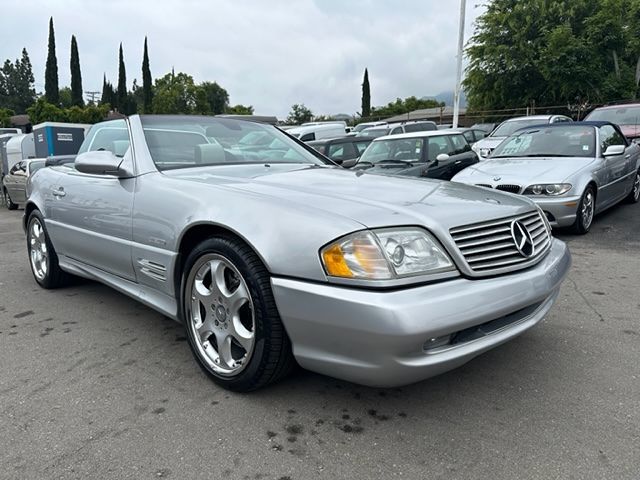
423;136;456;179
447;134;478;175
5;161;27;202
46;125;136;281
598;124;629;205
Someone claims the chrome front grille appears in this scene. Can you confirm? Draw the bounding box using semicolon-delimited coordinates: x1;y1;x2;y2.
450;210;551;274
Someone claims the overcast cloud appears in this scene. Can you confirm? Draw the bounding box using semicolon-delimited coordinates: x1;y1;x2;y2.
0;0;484;118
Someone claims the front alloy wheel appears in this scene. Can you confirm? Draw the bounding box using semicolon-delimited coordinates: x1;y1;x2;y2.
182;236;294;391
626;170;640;203
187;254;255;376
26;210;69;288
572;186;595;234
4;189;17;210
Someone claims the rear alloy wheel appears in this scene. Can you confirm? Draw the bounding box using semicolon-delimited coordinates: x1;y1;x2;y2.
27;210;69;288
626;169;640;203
182;237;294;391
4;189;17;210
571;186;595;234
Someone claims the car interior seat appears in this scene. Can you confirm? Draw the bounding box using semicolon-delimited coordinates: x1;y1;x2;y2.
195;144;227;165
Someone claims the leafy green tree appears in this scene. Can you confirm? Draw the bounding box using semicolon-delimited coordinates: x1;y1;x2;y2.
199;81;229;114
27;97;67;123
45;17;59;105
152;70;197;113
464;0;640;111
0;107;15;127
0;49;36;113
59;87;73;108
371;96;442;117
286;103;313;124
142;37;153;113
361;68;371;118
226;104;254;115
70;35;83;106
117;43;127;112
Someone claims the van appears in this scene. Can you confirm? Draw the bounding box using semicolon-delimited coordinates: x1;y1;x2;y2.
287;124;347;142
5;133;35;174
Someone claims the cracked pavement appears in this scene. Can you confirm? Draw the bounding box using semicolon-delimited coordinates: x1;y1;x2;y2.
0;201;638;480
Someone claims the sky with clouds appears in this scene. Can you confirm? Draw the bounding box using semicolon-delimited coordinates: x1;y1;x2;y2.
0;0;484;118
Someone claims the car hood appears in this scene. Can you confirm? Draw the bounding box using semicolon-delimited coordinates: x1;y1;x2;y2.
452;157;596;185
163;164;536;232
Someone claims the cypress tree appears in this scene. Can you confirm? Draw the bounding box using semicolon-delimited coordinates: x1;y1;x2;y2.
100;74;108;104
44;17;59;104
70;35;83;106
117;43;127;111
142;37;153;113
361;68;370;118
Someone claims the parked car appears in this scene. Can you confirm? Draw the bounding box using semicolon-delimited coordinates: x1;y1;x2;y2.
356;121;438;139
287;124;346;142
25;115;571;391
354;130;478;180
3;158;45;210
307;136;372;166
452;122;640;233
352;121;388;133
450;128;489;145
472;115;573;159
471;123;497;134
584;103;640;141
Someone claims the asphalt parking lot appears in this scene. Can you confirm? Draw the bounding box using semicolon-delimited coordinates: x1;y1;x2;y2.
0;204;638;480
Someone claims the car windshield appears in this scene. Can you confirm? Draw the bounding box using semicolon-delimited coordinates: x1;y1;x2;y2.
586;105;640;125
357;128;390;138
139;116;326;171
491;126;596;159
491;119;549;137
29;161;46;174
359;137;424;164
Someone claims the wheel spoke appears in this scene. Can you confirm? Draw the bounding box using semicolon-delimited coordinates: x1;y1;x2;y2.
216;333;235;369
227;281;249;313
196;318;214;344
228;316;254;352
209;259;229;298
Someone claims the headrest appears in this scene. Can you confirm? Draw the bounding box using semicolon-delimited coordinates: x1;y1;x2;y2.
195;143;226;164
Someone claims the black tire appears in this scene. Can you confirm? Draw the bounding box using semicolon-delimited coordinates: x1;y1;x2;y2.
625;169;640;204
4;188;17;210
181;236;294;392
26;210;69;288
571;186;595;235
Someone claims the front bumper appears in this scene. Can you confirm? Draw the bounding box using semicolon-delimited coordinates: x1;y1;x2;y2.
271;239;571;387
528;195;581;227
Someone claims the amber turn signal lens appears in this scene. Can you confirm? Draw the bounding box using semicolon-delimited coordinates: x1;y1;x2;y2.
322;244;354;277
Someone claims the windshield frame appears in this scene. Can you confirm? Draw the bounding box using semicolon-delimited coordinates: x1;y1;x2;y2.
137;115;331;172
359;136;426;165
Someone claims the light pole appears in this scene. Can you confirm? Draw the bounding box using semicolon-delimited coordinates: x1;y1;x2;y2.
452;0;466;128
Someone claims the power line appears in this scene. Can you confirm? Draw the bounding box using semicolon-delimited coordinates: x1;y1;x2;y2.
85;90;100;103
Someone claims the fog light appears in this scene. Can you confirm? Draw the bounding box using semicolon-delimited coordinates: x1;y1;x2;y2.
423;334;451;351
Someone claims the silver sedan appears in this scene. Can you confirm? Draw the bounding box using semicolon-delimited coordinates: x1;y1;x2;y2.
24;115;571;391
453;122;640;234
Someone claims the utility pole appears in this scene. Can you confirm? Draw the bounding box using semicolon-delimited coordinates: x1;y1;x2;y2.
452;0;466;128
85;90;100;104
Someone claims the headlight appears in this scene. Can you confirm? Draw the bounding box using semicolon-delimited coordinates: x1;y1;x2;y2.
320;228;455;280
523;183;572;196
479;148;492;158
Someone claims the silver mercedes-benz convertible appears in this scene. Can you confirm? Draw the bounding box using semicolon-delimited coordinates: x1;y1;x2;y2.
24;115;571;391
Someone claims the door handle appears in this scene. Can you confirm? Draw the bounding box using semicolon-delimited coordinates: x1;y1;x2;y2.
52;187;66;198
454;160;462;164
625;154;631;159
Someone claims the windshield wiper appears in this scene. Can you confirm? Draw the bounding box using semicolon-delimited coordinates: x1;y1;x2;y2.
355;160;374;167
493;153;575;158
376;159;416;167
